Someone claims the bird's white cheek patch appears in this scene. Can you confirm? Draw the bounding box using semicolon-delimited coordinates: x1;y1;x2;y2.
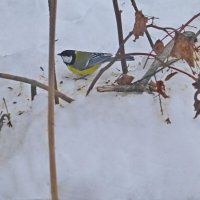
62;56;73;64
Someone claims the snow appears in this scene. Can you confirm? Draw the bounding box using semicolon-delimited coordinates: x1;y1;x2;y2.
0;0;200;199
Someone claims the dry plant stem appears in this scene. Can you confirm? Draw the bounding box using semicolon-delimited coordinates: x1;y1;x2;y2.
48;0;59;104
112;0;128;74
97;84;150;93
153;75;164;115
130;0;154;49
48;0;59;199
48;1;59;105
147;24;176;38
86;31;133;95
0;73;73;103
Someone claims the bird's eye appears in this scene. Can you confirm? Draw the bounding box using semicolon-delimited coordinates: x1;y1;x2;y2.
62;55;73;64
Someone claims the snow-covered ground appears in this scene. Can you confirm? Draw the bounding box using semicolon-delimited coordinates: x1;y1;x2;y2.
0;0;200;199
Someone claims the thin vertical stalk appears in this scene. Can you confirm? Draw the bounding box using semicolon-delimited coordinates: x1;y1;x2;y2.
48;0;59;105
112;0;128;74
48;0;59;199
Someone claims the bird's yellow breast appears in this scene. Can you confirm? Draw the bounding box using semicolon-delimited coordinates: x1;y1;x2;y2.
67;64;100;75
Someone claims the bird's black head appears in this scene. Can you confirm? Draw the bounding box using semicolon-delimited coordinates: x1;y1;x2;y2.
57;50;76;65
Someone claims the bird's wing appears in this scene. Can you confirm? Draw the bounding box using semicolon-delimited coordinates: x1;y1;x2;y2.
74;52;93;70
87;53;113;67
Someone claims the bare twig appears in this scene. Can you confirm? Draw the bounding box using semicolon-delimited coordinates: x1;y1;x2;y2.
147;24;176;38
153;75;164;115
179;12;200;32
0;73;74;103
112;0;128;74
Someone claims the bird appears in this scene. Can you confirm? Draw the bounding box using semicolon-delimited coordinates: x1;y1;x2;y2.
57;50;134;76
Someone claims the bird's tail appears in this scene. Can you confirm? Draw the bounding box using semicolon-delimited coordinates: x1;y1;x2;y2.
124;55;134;61
110;54;134;61
89;53;135;65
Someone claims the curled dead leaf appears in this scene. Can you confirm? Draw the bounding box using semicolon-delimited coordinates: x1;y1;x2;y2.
171;32;195;67
133;11;148;41
149;80;169;98
116;74;134;85
154;39;164;55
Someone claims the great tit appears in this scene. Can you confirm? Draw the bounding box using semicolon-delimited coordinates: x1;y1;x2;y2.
58;50;134;76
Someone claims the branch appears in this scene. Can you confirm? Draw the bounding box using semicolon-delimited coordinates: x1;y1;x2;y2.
112;0;128;74
97;84;149;93
0;73;74;103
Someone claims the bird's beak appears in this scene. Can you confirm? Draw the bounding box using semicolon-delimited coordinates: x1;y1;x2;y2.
57;53;61;56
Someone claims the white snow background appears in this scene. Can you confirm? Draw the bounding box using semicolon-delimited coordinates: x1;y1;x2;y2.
0;0;200;199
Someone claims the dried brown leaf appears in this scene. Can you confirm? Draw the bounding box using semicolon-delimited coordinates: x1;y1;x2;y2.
116;74;134;85
149;80;169;98
156;80;169;98
171;32;195;67
133;11;148;41
154;39;164;55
